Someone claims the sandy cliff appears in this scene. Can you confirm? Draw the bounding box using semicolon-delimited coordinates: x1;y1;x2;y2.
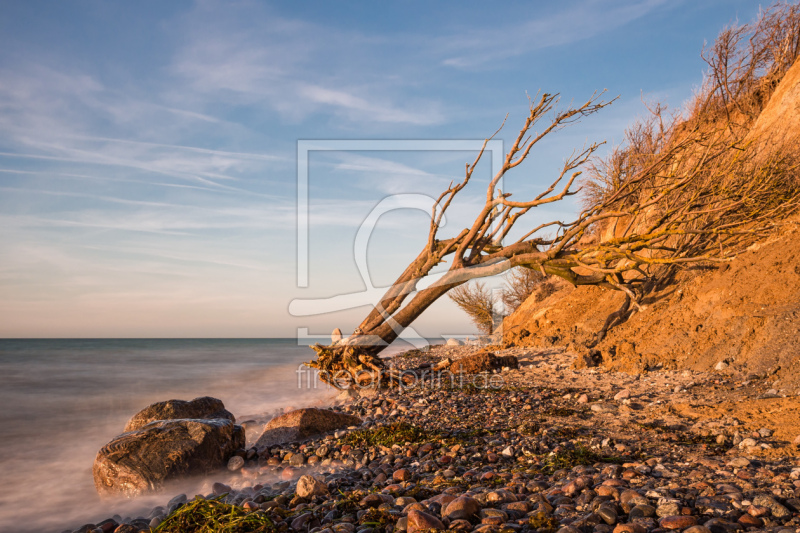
504;59;800;389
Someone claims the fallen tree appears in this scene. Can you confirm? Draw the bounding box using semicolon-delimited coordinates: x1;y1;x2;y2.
308;81;800;388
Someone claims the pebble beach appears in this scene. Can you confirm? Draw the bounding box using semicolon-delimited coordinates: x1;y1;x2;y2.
65;345;800;533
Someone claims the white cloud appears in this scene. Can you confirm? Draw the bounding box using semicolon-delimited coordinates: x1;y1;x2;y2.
168;3;445;126
435;0;671;69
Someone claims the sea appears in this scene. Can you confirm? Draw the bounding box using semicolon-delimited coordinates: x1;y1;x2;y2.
0;338;411;533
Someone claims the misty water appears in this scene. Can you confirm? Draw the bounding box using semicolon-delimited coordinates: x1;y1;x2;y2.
0;338;348;533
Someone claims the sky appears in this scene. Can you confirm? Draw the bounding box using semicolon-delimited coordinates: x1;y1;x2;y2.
0;0;773;339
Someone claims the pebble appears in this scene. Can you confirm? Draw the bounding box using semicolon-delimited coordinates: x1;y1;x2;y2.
393;468;412;482
296;474;328;498
659;515;698;529
442;495;481;521
406;510;444;533
227;455;245;471
753;494;792;518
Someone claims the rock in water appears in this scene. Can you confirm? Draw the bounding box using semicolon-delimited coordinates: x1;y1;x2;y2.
94;418;245;497
124;396;235;432
255;408;361;450
331;328;343;343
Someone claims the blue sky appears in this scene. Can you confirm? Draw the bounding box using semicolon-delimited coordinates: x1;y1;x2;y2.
0;0;770;339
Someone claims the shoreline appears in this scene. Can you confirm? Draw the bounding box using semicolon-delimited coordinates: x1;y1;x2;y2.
66;344;800;533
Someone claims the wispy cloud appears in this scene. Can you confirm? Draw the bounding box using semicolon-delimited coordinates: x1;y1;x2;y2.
435;0;671;69
168;3;445;126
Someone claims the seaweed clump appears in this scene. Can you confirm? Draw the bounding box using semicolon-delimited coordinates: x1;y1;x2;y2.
154;497;275;533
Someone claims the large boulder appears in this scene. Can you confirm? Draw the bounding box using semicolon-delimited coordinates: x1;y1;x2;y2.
124;396;234;432
94;418;245;497
255;408;361;450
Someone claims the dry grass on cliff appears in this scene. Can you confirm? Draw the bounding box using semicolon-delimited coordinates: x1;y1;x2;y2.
582;2;800;278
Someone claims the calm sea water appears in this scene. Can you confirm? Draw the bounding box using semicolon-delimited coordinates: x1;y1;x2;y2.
0;338;350;533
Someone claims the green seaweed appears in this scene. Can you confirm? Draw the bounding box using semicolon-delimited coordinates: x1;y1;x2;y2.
539;444;624;474
154;497;275;533
528;510;560;532
343;422;433;447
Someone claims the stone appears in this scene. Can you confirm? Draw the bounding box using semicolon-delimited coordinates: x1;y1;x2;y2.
727;458;750;468
597;507;617;525
448;519;473;531
123;396;234;432
443;495;481;520
738;438;757;449
406;510;445;533
486;489;517;503
659;516;697;529
629;504;656;518
737;514;763;528
291;513;312;531
684;528;712;533
227;455;244;471
785;498;800;512
752;494;791;518
360;494;392;508
614;389;631;401
97;519;118;533
296;475;328;499
93;418;244;497
562;478;586;497
331;328;343;343
446;338;463;346
212;482;231;495
289;454;305;466
429;493;457;506
255;408;362;449
505;501;530;513
747;505;769;517
657;503;681;517
714;361;728;371
393;468;412;482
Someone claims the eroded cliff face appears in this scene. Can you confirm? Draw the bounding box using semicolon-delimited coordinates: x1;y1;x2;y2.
504;59;800;389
